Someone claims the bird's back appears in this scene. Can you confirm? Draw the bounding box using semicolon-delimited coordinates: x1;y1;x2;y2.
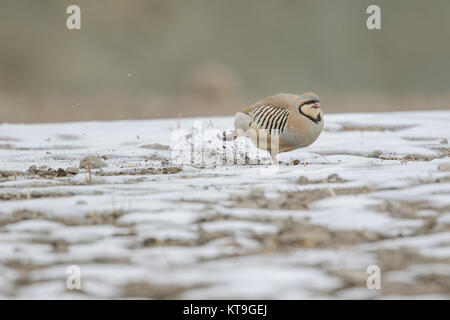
242;93;299;114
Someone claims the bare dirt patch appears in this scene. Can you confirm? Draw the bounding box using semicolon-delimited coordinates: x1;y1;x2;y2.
255;220;384;252
373;200;450;218
122;281;206;299
96;167;182;176
339;124;416;132
0;209;128;227
229;186;371;211
140;143;170;150
0;191;82;201
297;173;347;185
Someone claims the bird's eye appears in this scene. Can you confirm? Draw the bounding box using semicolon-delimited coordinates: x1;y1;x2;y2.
302;100;317;106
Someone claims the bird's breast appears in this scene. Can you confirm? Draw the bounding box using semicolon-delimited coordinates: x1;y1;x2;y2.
281;115;323;148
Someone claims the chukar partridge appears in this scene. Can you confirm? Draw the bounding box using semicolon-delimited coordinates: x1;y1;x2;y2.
234;93;323;165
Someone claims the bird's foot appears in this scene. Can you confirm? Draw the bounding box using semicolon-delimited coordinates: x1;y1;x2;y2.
271;154;279;166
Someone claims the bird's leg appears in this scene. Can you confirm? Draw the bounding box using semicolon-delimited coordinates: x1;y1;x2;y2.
271;153;279;166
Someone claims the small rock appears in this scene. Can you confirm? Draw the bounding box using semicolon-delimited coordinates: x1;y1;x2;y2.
441;138;448;145
38;165;48;170
297;176;309;185
143;238;158;247
56;168;67;177
327;173;344;183
229;194;242;201
51;241;68;253
140;143;170;150
165;166;181;174
66;167;79;175
438;163;450;172
248;189;265;199
368;150;382;158
79;156;107;169
28;165;37;174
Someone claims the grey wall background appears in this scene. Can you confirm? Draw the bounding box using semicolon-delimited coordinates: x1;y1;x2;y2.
1;0;449;122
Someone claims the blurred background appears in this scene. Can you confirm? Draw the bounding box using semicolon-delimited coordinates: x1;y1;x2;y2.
1;0;449;123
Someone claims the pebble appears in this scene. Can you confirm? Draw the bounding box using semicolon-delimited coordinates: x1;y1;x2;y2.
80;156;107;169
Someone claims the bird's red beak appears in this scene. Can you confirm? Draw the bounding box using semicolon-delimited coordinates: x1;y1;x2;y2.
312;102;320;109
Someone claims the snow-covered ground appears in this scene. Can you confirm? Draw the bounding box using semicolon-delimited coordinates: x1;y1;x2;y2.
0;111;449;299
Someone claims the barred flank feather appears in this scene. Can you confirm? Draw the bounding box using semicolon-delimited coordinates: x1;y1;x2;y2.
249;105;289;133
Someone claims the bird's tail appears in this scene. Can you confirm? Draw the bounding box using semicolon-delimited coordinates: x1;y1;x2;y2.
234;112;252;131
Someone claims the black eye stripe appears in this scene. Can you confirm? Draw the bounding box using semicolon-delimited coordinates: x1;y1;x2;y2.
301;99;319;106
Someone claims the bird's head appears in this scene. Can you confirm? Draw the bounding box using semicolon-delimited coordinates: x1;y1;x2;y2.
297;92;322;124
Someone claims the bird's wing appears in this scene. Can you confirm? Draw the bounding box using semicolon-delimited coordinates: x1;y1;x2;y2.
242;94;296;133
246;104;290;133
